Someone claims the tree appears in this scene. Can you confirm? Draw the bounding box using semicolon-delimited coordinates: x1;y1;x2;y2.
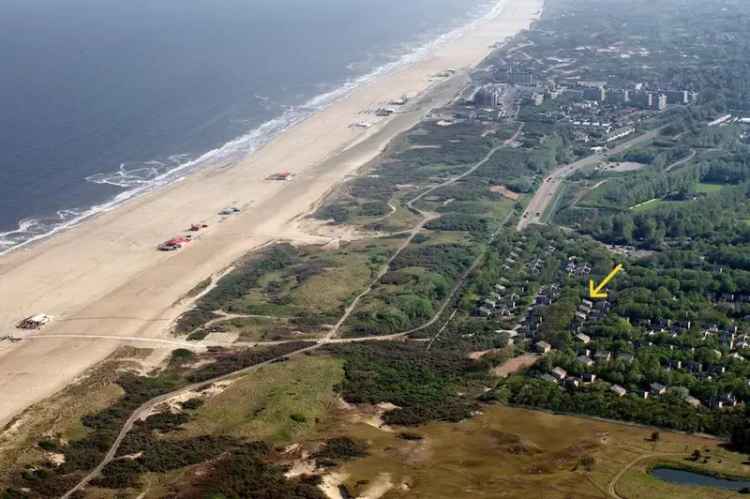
731;424;750;453
612;215;635;244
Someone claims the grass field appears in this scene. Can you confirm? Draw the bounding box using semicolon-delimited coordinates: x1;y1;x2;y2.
617;455;750;499
213;316;322;342
221;238;401;327
629;198;689;213
6;351;749;499
178;354;344;445
694;182;726;193
318;405;749;499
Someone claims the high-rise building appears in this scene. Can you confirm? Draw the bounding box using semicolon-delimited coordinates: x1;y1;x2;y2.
508;71;535;86
608;89;630;104
583;86;607;102
654;93;668;111
631;91;653;109
664;90;690;105
497;64;535;86
474;85;502;107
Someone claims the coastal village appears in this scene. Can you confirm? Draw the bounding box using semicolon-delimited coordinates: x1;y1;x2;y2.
471;231;749;410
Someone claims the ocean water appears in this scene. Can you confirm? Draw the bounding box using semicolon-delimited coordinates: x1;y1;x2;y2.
0;0;498;254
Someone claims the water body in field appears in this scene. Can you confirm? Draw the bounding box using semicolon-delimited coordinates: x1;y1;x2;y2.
650;467;750;492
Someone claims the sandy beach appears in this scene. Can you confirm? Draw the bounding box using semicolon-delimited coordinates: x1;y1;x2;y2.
0;0;542;427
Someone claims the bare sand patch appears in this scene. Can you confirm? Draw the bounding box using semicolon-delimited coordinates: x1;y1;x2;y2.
490;184;522;200
493;353;539;377
319;471;350;499
604;161;646;172
468;348;506;360
358;472;393;499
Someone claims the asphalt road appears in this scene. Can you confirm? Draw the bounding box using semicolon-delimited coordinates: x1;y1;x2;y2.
517;128;664;230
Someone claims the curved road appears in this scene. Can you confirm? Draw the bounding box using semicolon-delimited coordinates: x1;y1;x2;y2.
518;128;664;230
607;452;684;499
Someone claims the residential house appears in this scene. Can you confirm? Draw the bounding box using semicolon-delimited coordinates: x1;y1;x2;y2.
617;353;635;364
477;306;493;318
577;355;594;367
594;351;612;363
551;367;568;381
565;377;581;388
710;393;738;409
535;341;552;354
582;373;597;383
611;384;627;397
650;382;667;396
685;396;701;408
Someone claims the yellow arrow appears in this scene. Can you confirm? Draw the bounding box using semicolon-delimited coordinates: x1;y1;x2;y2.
589;264;623;299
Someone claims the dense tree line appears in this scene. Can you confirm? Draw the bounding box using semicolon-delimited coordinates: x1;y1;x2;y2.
329;342;491;425
573;182;750;247
392;243;476;279
498;377;747;437
425;214;489;234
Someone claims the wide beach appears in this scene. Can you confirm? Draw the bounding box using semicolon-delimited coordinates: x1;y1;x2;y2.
0;0;542;427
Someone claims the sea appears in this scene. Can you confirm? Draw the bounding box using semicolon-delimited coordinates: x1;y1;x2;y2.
0;0;501;255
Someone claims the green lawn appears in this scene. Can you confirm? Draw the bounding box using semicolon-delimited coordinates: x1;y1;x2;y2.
179;355;344;444
694;182;725;193
630;198;661;212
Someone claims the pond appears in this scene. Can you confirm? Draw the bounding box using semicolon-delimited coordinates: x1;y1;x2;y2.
650;467;750;492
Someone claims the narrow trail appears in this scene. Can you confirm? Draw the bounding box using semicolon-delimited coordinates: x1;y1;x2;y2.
61;127;523;498
607;452;684;499
60;342;322;499
426;309;457;350
665;148;696;172
328;130;519;339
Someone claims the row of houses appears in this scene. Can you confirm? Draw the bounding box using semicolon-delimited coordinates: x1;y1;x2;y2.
474;238;553;321
540;366;740;409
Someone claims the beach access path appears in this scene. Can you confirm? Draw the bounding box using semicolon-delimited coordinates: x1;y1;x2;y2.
0;0;544;428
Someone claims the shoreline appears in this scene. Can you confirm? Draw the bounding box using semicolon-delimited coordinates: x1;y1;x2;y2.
0;0;506;258
0;0;543;428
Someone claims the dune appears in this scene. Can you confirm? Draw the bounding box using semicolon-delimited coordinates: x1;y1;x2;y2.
0;0;543;427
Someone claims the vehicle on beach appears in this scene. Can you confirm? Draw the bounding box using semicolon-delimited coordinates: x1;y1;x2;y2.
189;223;208;232
219;207;241;215
16;314;52;330
389;95;408;106
266;172;295;181
158;235;191;251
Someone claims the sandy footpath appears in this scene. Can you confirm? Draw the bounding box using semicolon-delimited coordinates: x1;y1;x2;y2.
0;0;542;427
